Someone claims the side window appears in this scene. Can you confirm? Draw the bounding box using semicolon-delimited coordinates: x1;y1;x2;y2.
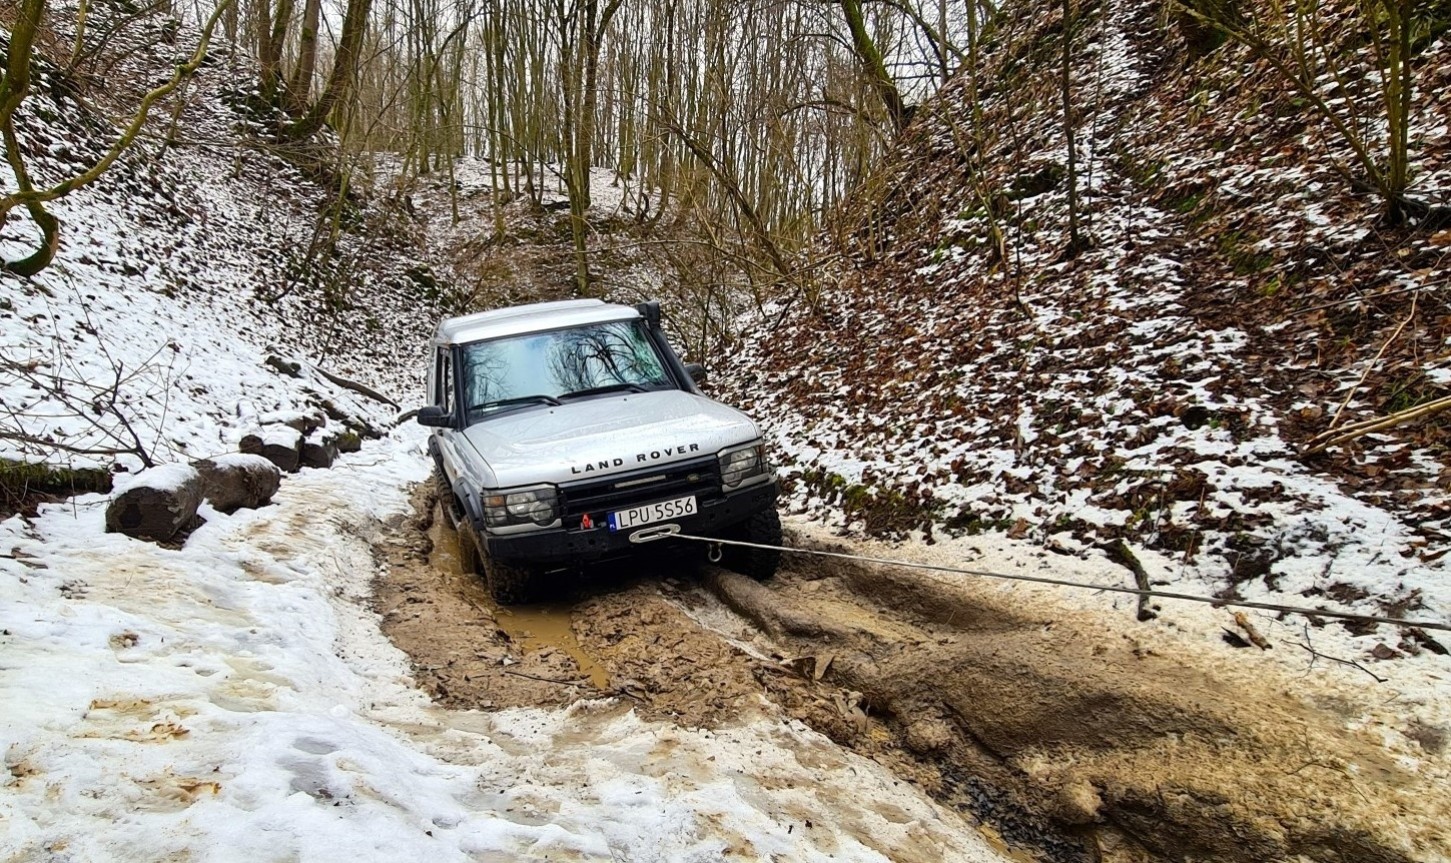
435;349;453;413
443;352;454;414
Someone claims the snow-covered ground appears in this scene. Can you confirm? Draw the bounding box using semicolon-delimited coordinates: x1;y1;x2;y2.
0;430;1011;863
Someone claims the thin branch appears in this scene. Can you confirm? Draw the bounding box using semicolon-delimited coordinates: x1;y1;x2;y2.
1292;625;1387;683
1327;291;1416;429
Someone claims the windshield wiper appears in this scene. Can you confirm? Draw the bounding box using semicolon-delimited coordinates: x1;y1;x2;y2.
558;383;648;400
472;394;562;412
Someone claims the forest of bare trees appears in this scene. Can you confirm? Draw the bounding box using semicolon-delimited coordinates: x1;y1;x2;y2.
333;0;975;298
5;0;1447;315
3;0;986;304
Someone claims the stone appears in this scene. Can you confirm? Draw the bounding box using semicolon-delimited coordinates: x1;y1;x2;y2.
191;454;281;513
105;464;204;542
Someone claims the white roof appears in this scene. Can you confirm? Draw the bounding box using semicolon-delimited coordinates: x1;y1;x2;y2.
433;299;640;346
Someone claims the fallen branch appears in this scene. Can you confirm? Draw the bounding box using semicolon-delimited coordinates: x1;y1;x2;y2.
501;669;588;686
1293;625;1386;683
499;668;643;701
1302;394;1451;456
1327;292;1416;430
311;364;400;409
1294;281;1446;316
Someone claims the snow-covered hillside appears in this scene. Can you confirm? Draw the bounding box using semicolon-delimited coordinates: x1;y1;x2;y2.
2;10;445;481
721;0;1451;648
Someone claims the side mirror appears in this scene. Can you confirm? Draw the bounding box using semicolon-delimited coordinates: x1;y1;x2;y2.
416;405;452;427
684;362;708;385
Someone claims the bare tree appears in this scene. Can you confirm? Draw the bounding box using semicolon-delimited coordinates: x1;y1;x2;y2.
1;0;233;276
1170;0;1441;225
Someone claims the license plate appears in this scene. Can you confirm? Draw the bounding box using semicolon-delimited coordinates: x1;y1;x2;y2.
608;495;697;531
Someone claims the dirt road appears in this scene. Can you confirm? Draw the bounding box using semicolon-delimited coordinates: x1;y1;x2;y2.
371;486;1449;862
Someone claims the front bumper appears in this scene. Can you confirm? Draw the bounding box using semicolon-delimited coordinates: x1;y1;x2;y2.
481;479;778;566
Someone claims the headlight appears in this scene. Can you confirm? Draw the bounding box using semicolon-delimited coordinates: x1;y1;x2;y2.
719;441;768;489
484;485;559;528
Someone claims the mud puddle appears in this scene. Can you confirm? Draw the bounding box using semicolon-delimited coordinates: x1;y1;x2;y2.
425;508;609;689
374;484;1090;862
373;485;784;726
371;484;1449;863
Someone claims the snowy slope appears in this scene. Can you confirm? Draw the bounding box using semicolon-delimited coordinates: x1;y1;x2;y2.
1;13;445;476
719;0;1451;645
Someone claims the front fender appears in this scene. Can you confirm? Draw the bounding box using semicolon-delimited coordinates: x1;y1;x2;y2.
460;489;485;530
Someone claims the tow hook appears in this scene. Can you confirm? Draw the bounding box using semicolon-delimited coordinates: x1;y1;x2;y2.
629;524;681;544
707;542;723;563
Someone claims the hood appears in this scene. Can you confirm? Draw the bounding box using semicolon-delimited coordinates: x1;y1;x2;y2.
460;390;760;487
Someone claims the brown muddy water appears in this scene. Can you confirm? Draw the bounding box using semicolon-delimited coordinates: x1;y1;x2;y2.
425;509;610;689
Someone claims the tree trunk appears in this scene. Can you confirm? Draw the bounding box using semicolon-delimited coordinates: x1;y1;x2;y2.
191;455;281;513
1061;0;1084;257
106;467;206;541
284;0;322;115
240;427;304;473
839;0;907;133
283;0;374;140
259;0;295;100
1;12;62;279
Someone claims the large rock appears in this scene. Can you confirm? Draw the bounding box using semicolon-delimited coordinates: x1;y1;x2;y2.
333;430;362;454
300;440;338;469
239;426;303;473
105;464;204;541
192;454;281;513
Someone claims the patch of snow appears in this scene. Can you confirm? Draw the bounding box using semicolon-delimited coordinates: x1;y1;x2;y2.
111;463;197;495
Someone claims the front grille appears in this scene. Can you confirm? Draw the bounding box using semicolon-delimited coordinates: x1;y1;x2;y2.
560;456;719;519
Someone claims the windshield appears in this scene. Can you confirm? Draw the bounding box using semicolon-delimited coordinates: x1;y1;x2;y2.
459;319;675;417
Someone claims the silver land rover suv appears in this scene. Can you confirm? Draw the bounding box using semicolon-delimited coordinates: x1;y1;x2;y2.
418;298;781;603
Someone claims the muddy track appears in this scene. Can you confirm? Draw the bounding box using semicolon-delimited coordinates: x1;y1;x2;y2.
371;485;1446;863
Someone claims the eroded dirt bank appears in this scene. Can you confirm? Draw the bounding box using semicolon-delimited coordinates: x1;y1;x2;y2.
371;485;1448;862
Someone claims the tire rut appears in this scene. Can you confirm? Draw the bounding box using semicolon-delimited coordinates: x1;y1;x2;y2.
712;538;1445;863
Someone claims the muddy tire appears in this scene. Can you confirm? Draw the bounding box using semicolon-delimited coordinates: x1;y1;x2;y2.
724;507;782;580
482;556;537;605
457;520;536;604
457;519;484;572
432;464;462;530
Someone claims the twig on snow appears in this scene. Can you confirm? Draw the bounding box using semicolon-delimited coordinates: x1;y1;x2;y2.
1327;291;1416;431
1292;624;1386;683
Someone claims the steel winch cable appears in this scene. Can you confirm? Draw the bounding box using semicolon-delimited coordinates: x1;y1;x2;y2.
640;529;1451;634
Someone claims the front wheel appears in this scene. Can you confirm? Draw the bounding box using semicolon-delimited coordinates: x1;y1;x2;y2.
482;554;537;605
723;507;782;580
458;522;538;604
